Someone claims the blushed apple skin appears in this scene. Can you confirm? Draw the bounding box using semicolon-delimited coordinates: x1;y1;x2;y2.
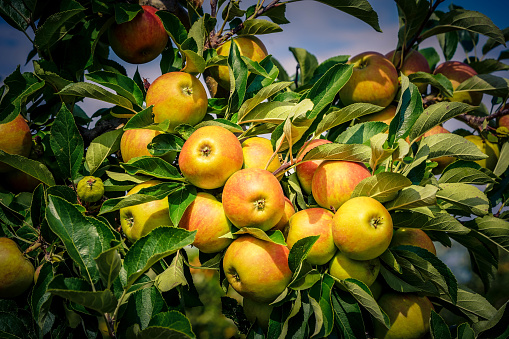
120;128;176;163
178;125;243;189
295;139;332;195
0;114;32;173
374;293;433;339
339;51;399;107
328;251;380;288
178;192;232;253
385;49;430;93
145;72;208;133
108;5;168;64
390;228;437;255
464;135;499;171
119;180;173;242
242;137;281;174
332;196;393;261
434;61;482;105
271;197;295;234
222;168;285;231
358;105;397;125
223;235;292;303
311;161;371;211
286;208;336;265
0;237;34;298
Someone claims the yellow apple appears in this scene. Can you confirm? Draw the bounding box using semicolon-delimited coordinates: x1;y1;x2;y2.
0;237;34;298
434;61;482;105
241;137;281;174
271;196;295;235
0;114;32;173
328;251;380;288
120;128;176;163
390;228;436;255
464;135;499;171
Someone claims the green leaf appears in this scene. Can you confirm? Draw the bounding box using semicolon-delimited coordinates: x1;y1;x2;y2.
430;310;452;339
302;143;372;163
227;38;249;116
147;133;185;157
334;122;388;145
124;226;195;288
331;289;367;339
391;210;470;234
482;26;509;55
86;129;123;175
0;311;28;338
437;183;490;216
121;157;183;181
394;0;430;44
352;172;412;203
157;11;188;47
493;142;509;177
194;118;244;134
0;0;33;31
33;60;72;93
86;70;144;107
58;82;135;112
316;103;384;136
34;5;85;50
457;323;476;339
289;47;318;86
438;31;459;62
94;247;122;289
123;106;168;131
315;275;335;337
30;263;55;331
237;81;293;122
466;216;509;253
146;311;195;337
113;3;142;24
420;133;488;161
46;195;116;283
408;72;454;98
455;74;509;98
0;150;55;186
475;301;509;339
167;185;196;226
385;185;438;211
155;251;187;292
369;133;393;170
288;236;320;273
240;19;282;35
232;228;287;246
239;101;296;124
312;0;381;32
437;288;496;322
469;59;509;74
48;275;117;314
388;75;422;145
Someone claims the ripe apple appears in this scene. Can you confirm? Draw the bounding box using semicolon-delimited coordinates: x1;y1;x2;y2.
241;137;281;174
223;235;292;302
120;128;176;163
209;35;268;89
385;49;430;93
119;180;173;242
108;5;168;64
295;139;332;195
374;293;433;339
0;170;41;193
357;105;397;125
419;125;455;173
145;72;208;133
286;208;336;265
0;114;32;173
311;160;371;211
498;113;509;131
178;192;233;253
222;168;285;231
339;52;399;107
178;125;243;189
464;135;499;171
390;228;436;255
0;237;35;298
243;297;273;332
328;251;380;288
332;196;393;260
271;197;295;234
434;61;482;105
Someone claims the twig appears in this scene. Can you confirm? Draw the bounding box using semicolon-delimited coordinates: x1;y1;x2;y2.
456;106;509;129
78;118;126;147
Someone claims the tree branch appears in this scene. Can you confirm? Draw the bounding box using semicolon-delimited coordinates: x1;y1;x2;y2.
456;106;509;129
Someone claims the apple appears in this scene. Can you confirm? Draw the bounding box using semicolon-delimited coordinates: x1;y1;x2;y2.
374;293;433;339
243;297;273;332
328;251;380;288
209;35;268;89
178;125;244;189
223;235;292;302
0;114;32;173
295;139;332;195
120;128;176;163
145;72;208;133
434;61;482;105
419;125;455;173
339;52;399;107
108;5;168;64
498;113;509;131
77;176;104;203
357;105;397;125
311;160;371;211
0;170;41;193
464;135;499;171
271;197;295;234
390;228;436;255
286;208;336;265
332;196;393;261
385;49;430;93
178;192;233;253
0;237;35;298
119;180;173;242
241;137;281;174
222;168;285;231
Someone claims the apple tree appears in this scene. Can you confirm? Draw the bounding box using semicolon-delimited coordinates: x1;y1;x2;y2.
1;0;509;338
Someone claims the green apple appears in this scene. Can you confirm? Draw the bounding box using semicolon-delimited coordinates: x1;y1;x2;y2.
108;5;168;64
178;192;233;253
120;128;176;163
374;293;433;339
385;49;430;93
339;51;399;107
77;176;104;203
243;297;273;332
286;208;336;265
0;114;32;173
179;125;244;189
222;168;285;231
145;71;208;133
119;180;172;242
295;139;332;195
0;237;34;298
241;137;281;174
311;160;371;211
434;61;482;105
328;251;380;288
464;135;499;171
390;228;436;255
223;235;292;302
332;196;393;260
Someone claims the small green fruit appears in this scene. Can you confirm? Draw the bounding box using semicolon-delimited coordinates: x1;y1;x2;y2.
77;176;104;203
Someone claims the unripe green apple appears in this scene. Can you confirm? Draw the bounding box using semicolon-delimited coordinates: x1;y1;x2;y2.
333;196;393;261
464;135;499;171
295;139;332;195
77;176;104;203
328;251;380;288
390;228;436;255
0;114;32;173
434;61;482;105
0;237;34;298
179;125;244;189
120;128;176;163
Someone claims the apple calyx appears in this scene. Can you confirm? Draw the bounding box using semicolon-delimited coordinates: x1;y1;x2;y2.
255;198;266;211
200;145;212;157
183;86;193;96
370;216;383;229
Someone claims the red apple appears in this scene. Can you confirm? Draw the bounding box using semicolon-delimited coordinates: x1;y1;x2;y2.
241;137;281;174
339;52;399;107
0;114;32;173
222;168;285;231
271;197;295;234
286;208;336;265
332;196;393;260
145;72;208;133
385;49;430;93
311;161;371;211
108;5;168;64
434;61;482;105
178;125;243;189
390;228;436;255
295;139;332;195
328;251;380;288
120;128;175;163
178;192;233;253
223;235;292;302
